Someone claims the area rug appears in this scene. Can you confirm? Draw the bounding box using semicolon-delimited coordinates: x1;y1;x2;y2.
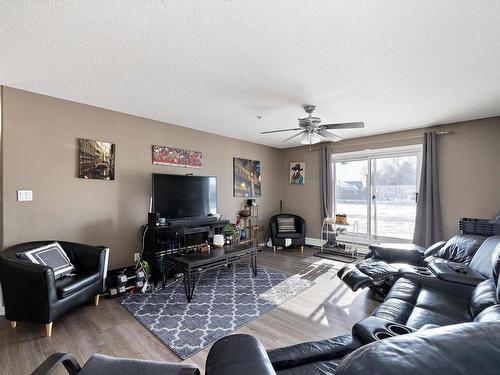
120;264;314;359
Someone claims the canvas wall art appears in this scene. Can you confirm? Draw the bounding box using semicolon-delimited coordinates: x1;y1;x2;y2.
152;145;202;168
79;138;115;180
290;162;305;184
233;157;261;197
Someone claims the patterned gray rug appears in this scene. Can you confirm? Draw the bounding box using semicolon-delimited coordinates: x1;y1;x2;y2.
120;264;314;359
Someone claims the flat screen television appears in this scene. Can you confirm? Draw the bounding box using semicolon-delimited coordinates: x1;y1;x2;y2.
152;174;217;220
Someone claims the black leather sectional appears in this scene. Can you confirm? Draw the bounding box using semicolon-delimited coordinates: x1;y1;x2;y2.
337;234;490;297
205;235;500;374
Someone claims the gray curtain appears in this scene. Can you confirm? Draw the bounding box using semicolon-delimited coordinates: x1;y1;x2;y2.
413;132;443;246
320;143;333;222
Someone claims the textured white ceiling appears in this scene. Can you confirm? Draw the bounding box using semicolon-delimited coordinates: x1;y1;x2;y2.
1;1;500;148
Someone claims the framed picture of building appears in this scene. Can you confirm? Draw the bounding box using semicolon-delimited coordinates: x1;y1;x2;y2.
233;157;261;197
152;145;202;168
78;139;115;180
289;162;305;184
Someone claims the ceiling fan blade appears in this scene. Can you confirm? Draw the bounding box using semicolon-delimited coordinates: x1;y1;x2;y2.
322;122;365;129
319;130;343;142
282;131;304;143
261;128;302;134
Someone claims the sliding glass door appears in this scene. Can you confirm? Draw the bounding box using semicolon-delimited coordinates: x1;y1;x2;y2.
334;159;369;234
370;155;418;239
333;146;421;241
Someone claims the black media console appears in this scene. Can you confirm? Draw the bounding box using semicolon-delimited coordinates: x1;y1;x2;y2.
143;218;230;286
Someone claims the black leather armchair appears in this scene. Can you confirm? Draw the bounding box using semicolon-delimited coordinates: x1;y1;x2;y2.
270;214;306;253
0;241;107;336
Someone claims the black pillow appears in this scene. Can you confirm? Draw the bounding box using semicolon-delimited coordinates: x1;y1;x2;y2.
22;242;75;279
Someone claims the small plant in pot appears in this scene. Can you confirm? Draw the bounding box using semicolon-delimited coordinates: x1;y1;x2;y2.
222;224;236;245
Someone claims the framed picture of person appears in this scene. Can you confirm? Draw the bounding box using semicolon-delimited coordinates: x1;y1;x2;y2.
290;162;305;184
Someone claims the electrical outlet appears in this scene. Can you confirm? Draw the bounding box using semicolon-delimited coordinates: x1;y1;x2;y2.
134;252;140;262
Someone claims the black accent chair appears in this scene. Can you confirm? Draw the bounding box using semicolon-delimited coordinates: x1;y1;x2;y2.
270;214;306;253
31;352;199;375
0;241;107;336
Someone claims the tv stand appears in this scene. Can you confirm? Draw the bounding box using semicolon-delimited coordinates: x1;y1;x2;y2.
143;218;230;287
166;216;218;226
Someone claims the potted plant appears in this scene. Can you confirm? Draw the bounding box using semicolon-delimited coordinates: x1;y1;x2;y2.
222;224;236;245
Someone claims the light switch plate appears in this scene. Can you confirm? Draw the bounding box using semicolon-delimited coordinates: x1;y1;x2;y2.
17;190;33;202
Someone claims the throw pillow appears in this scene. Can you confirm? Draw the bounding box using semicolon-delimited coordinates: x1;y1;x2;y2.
22;242;75;279
277;217;296;233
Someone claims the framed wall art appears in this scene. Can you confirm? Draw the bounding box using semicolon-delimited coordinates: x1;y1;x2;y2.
233;157;261;197
152;145;202;168
289;162;305;184
78;138;115;180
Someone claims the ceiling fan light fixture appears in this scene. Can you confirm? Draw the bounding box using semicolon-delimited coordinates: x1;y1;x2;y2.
300;132;322;145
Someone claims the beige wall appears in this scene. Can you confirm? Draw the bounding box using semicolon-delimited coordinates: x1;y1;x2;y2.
281;117;500;240
2;86;499;272
2;87;283;268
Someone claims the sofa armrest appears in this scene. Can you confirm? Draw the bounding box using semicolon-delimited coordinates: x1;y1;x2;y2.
423;241;447;258
206;334;276;375
31;353;81;375
0;257;57;323
267;334;358;371
295;217;306;236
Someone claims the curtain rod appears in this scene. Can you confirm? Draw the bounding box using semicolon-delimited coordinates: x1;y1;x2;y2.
303;130;453;152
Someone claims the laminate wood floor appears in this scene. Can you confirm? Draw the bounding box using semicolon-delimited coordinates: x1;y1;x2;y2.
0;247;379;375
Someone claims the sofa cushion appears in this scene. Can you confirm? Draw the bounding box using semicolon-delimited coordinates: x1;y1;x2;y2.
368;243;425;264
372;298;414;324
55;271;100;299
470;279;498;318
414;288;471;322
469;236;500;279
276;232;301;239
434;235;486;265
473;304;500;323
384;278;420;304
277;217;296;233
404;307;464;329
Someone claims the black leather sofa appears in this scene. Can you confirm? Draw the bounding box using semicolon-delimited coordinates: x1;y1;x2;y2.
270;214;306;253
0;241;107;336
338;234;490;297
366;234;486;266
204;235;500;374
205;322;500;375
368;235;500;329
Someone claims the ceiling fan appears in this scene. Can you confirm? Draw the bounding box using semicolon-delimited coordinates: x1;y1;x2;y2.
261;105;365;145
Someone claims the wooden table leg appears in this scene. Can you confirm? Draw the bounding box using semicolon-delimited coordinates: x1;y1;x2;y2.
45;322;53;337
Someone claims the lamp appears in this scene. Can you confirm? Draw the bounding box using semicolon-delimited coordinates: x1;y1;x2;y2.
300;132;322;145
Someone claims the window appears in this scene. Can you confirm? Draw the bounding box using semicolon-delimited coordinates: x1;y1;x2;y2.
333;145;422;241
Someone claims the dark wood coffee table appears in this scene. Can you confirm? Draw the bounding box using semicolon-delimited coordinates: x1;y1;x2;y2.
164;244;258;302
